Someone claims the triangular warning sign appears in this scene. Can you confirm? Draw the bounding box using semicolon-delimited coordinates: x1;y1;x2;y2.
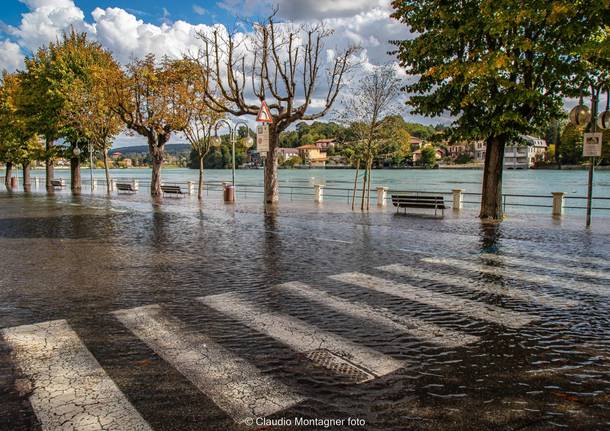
256;100;273;123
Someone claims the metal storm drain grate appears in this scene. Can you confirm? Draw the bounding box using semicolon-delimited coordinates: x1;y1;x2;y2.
306;349;376;384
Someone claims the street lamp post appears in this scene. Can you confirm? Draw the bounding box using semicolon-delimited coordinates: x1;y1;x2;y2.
569;86;609;227
88;142;95;192
212;119;254;186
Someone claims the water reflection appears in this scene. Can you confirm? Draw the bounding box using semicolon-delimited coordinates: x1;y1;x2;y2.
479;221;502;254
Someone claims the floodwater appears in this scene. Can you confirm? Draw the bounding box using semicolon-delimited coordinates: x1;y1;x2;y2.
0;190;609;430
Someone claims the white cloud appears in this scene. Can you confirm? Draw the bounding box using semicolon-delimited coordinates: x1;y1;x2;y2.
275;0;387;20
0;40;25;72
8;0;93;51
2;0;444;133
192;5;206;16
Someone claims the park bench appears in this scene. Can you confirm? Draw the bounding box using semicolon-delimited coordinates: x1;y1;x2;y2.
116;182;137;193
392;193;446;217
50;179;64;189
161;184;186;197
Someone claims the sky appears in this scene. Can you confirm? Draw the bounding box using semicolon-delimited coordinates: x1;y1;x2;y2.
0;1;447;147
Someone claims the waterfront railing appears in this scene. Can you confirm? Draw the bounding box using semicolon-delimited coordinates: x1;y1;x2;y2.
2;175;610;215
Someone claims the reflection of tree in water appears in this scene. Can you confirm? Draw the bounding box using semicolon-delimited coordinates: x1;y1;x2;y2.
262;207;282;282
479;222;502;253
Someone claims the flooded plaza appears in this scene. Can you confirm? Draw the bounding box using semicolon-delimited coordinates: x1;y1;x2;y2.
0;191;609;430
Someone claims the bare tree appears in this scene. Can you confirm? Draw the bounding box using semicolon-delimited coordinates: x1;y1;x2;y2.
194;13;358;204
339;65;402;210
174;59;225;199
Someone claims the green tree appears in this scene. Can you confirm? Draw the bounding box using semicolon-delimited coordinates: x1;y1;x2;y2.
104;55;190;196
0;72;42;190
419;145;438;168
18;30;119;192
391;0;609;219
559;123;584;164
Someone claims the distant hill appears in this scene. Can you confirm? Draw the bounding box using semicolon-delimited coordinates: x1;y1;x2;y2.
109;144;191;156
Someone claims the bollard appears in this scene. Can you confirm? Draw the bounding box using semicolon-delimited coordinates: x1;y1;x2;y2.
34;176;39;188
92;179;97;190
314;184;324;203
552;192;565;217
132;179;139;191
111;178;116;191
452;189;464;211
10;176;17;189
376;186;388;207
223;182;235;203
187;181;194;195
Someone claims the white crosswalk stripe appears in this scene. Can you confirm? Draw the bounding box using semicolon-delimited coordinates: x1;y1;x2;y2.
378;263;579;309
112;304;304;423
479;253;610;281
423;257;609;297
277;281;478;347
198;292;404;381
511;249;610;268
330;272;537;329
1;320;152;431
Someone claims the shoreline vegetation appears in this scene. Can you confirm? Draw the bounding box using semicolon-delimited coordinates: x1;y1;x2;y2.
16;164;608;171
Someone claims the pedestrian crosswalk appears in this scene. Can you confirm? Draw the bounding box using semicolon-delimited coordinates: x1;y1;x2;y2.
112;304;305;423
198;292;404;381
276;281;479;347
378;263;579;309
2;253;607;430
1;320;153;431
330;272;537;328
423;257;610;297
479;253;610;282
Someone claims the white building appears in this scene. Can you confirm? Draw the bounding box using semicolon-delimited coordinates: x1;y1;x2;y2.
471;136;547;168
504;135;547;169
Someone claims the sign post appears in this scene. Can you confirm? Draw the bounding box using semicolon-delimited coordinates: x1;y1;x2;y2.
256;101;273;205
583;131;602;227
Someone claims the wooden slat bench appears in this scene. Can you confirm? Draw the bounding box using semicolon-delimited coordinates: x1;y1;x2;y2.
392;194;446;216
50;179;64;189
116;182;137;193
161;184;185;197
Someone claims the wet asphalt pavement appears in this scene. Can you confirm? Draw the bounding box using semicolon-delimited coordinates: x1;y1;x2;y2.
0;190;609;431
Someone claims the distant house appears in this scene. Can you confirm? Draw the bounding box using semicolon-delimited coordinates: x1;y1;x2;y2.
111;151;122;159
298;144;327;167
412;144;443;162
469;136;547;168
314;138;336;151
504;135;547;169
409;137;424;152
277;147;300;162
119;158;133;168
474;141;486;161
446;142;474;160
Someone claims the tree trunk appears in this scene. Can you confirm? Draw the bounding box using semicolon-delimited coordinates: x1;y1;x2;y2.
360;159;368;211
45;138;54;191
198;155;204;200
70;153;81;193
23;162;31;192
554;121;561;169
351;159;359;210
480;135;506;220
366;159;372;211
103;149;111;193
264;126;280;204
5;162;13;189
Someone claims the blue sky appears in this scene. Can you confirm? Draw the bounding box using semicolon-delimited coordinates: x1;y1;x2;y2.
1;0;228;27
0;0;444;146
